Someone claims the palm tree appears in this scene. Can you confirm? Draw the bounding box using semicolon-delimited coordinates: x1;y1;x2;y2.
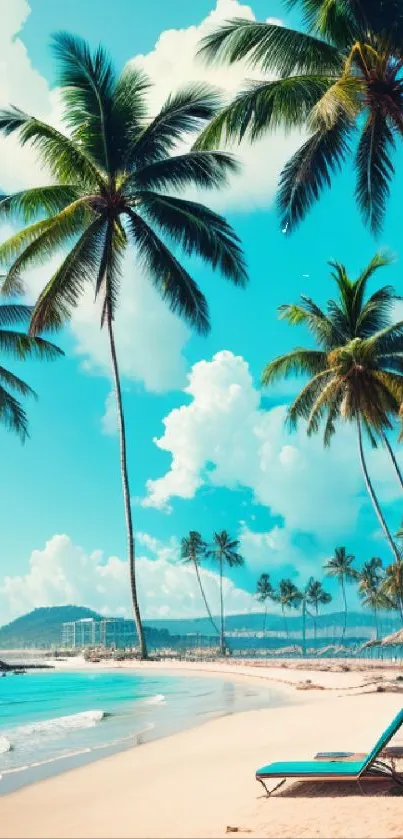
358;557;388;638
0;34;247;659
261;254;403;563
208;530;244;654
324;547;358;642
256;572;275;631
195;0;403;234
275;578;301;639
306;578;332;642
0;301;62;439
382;560;403;624
181;531;219;637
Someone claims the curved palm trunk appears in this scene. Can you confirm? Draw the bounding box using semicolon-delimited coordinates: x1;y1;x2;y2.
106;308;147;659
380;430;403;493
262;606;268;633
193;560;220;637
341;577;348;643
357;417;401;564
219;553;225;655
314;605;318;644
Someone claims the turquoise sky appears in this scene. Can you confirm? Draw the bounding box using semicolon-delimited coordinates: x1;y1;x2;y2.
1;0;403;623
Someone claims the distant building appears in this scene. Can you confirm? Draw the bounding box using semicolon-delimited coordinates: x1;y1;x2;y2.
61;618;137;649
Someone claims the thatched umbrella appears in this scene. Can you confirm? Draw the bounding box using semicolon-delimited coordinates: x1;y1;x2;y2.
381;628;403;646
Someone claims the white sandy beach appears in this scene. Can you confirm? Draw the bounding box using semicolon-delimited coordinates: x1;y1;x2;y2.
0;660;402;839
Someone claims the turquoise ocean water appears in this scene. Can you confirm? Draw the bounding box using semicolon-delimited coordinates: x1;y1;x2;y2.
0;667;289;794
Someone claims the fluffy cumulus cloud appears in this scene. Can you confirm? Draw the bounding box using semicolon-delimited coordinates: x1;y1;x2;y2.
0;533;256;625
142;350;403;541
131;0;304;212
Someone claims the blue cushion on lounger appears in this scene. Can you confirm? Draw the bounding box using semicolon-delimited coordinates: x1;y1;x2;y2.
256;760;366;777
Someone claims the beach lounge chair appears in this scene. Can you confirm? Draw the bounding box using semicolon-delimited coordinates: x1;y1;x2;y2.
256;707;403;797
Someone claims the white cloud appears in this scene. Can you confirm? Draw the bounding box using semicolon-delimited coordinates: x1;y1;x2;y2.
142;350;403;541
0;0;56;191
69;255;190;392
0;533;256;625
130;0;304;212
101;391;118;435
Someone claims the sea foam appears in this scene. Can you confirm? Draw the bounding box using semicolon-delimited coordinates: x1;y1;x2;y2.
0;736;11;754
5;710;106;746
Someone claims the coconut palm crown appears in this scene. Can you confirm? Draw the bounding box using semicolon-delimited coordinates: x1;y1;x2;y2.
0;33;247;659
262;253;403;562
195;0;403;233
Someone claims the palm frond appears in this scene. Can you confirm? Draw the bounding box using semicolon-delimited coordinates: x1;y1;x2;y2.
133;84;222;166
358;285;400;337
30;217;107;334
51;31;116;173
0;329;63;360
0;303;33;326
0;365;36;397
355;113;395;234
0;186;81;224
195;76;334;149
279;297;342;347
0;108;104;189
277;116;352;231
309;75;363;130
0;199;91;297
0;385;29;441
197;19;343;75
131;151;239;192
112;65;150;168
127;209;210;335
287;369;334;429
137;192;247;286
261;348;326;386
285;0;358;46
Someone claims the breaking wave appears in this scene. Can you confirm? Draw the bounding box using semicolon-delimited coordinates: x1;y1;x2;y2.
0;736;11;754
144;694;165;705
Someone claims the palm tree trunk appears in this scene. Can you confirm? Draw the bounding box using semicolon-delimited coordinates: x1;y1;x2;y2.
357;417;401;563
106;306;147;659
314;605;318;644
263;606;268;633
341;577;347;643
219;554;225;655
380;430;403;493
302;602;306;656
193;560;220;637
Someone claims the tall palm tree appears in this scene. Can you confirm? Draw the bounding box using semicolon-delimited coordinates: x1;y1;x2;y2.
382;560;403;624
261;254;403;563
0;34;247;659
275;578;301;639
181;531;219;637
358;556;389;638
324;547;358;642
208;530;244;654
0;301;62;439
306;578;332;641
195;0;403;234
256;572;275;631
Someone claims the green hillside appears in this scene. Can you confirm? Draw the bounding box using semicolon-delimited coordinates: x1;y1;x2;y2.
0;606;101;648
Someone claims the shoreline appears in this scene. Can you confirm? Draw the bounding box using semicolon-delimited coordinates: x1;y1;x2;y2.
0;661;403;838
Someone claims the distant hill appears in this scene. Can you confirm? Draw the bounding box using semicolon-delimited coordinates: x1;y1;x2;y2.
144;610;399;637
0;606;101;649
0;606;399;649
